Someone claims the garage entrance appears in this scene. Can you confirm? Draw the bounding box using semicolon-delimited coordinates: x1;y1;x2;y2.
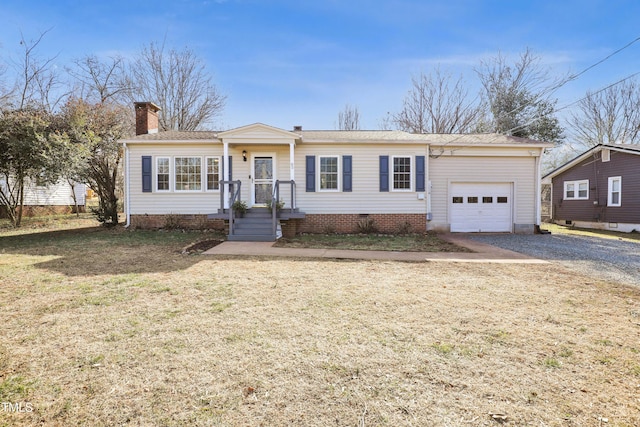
450;183;513;232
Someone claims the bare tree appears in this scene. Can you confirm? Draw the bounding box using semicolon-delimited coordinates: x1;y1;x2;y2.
336;104;361;130
12;30;67;112
475;48;564;143
392;68;481;134
67;54;132;104
130;41;226;131
569;78;640;146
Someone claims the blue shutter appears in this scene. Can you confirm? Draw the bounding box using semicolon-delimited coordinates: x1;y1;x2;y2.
142;156;152;193
342;155;352;192
228;156;232;180
379;156;389;192
306;155;315;192
415;155;425;192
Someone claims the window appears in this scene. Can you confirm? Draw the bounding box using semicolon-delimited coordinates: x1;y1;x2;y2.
497;197;508;203
319;156;339;190
452;197;463;203
482;196;493;203
175;157;202;191
608;176;621;207
156;157;170;191
564;180;589;200
206;157;221;191
468;197;478;203
392;156;411;191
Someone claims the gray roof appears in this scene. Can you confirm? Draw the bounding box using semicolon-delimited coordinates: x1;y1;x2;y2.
299;130;546;145
121;128;551;146
543;143;640;179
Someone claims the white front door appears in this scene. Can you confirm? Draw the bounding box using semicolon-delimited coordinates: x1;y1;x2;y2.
252;154;275;206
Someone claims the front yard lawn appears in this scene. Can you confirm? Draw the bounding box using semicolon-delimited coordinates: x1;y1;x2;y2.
1;218;639;426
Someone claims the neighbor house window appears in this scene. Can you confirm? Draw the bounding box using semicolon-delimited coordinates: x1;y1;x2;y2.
608;176;621;207
206;156;221;191
156;157;170;191
319;156;339;190
392;156;411;191
564;179;589;200
175;157;202;191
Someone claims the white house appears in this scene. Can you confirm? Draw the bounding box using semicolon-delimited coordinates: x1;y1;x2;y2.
1;177;85;216
120;102;551;240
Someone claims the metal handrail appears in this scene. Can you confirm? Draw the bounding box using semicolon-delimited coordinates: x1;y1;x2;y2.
219;180;241;235
271;180;297;236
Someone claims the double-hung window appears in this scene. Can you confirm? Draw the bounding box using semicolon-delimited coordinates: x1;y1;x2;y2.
564;179;588;200
156;157;170;191
175;157;202;191
206;156;221;191
608;176;621;207
319;156;339;191
392;156;412;191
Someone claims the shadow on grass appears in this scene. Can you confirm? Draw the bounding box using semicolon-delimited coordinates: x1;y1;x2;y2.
0;226;222;276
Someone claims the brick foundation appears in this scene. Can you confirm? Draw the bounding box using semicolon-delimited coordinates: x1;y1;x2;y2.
129;213;426;235
295;214;426;234
129;214;226;231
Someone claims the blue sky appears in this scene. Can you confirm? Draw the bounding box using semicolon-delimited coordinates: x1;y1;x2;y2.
1;0;639;131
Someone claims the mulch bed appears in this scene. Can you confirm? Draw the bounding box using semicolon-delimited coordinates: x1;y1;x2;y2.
181;239;224;254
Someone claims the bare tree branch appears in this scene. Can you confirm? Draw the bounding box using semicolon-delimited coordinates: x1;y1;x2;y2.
130;41;226;131
336;104;361;130
393;68;481;134
569;78;640;146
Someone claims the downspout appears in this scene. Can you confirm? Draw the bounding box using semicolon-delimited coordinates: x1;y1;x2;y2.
123;142;131;228
223;141;229;209
534;149;542;230
426;147;432;228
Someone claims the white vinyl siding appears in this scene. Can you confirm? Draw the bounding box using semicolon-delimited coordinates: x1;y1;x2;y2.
607;176;621;207
296;144;427;214
564;180;588;200
429;154;537;232
19;179;86;206
128;145;223;215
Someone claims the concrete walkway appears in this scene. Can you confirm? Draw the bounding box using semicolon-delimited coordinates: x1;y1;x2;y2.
203;234;547;263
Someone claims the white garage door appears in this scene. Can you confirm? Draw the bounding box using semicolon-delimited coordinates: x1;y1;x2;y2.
450;183;513;232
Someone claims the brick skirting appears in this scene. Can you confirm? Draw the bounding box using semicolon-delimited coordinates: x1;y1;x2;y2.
129;213;426;235
295;213;426;234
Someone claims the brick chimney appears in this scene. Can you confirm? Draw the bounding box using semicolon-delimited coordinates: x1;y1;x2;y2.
135;102;161;135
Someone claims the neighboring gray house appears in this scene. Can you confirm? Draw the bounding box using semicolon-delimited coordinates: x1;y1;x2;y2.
121;102;551;240
543;143;640;233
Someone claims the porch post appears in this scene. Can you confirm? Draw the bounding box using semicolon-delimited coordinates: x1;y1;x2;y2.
290;142;296;209
223;141;229;209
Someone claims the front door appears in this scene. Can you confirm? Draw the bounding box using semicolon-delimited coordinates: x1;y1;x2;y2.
252;155;274;206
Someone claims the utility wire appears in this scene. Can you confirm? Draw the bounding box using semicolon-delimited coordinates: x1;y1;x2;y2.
500;36;640;136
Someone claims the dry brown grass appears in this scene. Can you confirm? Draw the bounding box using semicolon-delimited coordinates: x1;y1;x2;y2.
1;223;640;426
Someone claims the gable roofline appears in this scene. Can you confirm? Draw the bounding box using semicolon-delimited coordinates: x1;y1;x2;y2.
543;143;640;180
217;123;301;140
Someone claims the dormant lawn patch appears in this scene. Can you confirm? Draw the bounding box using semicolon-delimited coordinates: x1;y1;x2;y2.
1;222;639;426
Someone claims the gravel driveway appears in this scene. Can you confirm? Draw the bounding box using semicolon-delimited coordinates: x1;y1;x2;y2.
466;233;640;287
